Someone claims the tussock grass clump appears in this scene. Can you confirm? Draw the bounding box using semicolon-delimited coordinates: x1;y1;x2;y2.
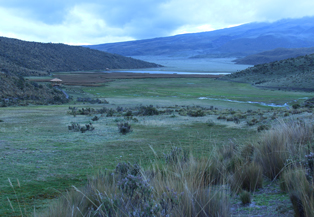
42;151;230;217
254;119;314;180
163;146;188;164
280;168;314;217
230;162;263;193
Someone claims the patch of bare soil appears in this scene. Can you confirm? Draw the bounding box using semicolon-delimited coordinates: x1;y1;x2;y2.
32;72;222;86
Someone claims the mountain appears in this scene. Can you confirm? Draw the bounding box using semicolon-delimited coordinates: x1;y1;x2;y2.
221;54;314;90
234;47;314;65
0;36;160;77
87;16;314;58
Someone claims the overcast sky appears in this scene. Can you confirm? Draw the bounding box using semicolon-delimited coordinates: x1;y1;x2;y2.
0;0;314;45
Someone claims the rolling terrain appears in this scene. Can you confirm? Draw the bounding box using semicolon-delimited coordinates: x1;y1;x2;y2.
234;47;314;65
0;36;160;105
222;53;314;90
87;16;314;58
0;36;160;77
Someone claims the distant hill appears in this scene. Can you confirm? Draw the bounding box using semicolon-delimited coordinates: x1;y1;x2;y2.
234;47;314;65
87;16;314;58
221;54;314;90
0;36;160;77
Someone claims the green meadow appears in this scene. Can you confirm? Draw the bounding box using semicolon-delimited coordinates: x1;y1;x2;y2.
1;76;313;216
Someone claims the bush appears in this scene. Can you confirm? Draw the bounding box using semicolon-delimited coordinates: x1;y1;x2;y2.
187;109;205;117
138;105;159;116
292;104;301;109
240;190;251;205
91;116;99;121
117;122;132;135
206;120;215;127
68;122;94;133
257;124;270;132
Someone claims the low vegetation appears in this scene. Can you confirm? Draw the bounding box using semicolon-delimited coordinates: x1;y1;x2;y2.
35;117;314;217
0;74;68;106
223;53;314;90
2;74;314;216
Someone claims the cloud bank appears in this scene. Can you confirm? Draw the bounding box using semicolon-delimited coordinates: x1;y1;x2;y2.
0;0;314;45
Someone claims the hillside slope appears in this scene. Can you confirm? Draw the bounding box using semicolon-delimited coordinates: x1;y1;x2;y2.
0;74;68;106
234;47;314;65
222;54;314;90
87;16;314;57
0;37;160;76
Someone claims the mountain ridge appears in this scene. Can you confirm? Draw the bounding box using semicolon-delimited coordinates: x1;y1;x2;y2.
86;16;314;58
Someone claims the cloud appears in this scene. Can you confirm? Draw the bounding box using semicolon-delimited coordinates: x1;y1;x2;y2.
0;0;314;45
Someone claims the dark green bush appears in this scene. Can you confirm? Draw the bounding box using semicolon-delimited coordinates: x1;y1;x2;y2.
240;190;251;205
187;109;205;117
117;122;132;135
139;105;159;116
292;104;301;109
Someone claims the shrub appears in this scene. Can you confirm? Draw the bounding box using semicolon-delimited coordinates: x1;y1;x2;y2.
91;116;99;121
124;110;133;116
257;124;270;132
292;104;301;109
106;108;115;117
187;109;205;117
206;120;215;127
139;105;159;116
68;122;94;133
117;122;132;135
240;190;251;205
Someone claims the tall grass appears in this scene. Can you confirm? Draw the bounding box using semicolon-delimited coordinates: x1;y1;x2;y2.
254;118;314;179
36;118;314;216
39;152;230;217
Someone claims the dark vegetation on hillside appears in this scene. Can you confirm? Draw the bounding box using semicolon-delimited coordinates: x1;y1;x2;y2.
0;74;68;106
87;16;314;57
222;54;314;90
0;36;161;106
234;47;314;65
0;36;160;77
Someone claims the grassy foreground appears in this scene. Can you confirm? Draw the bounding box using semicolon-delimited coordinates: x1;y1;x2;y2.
1;77;314;216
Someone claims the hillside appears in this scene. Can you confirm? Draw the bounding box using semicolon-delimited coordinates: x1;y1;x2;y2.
86;16;314;57
0;37;160;77
234;47;314;65
221;54;314;90
0;73;68;106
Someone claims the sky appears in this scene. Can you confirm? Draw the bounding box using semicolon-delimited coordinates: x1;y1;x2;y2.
0;0;314;45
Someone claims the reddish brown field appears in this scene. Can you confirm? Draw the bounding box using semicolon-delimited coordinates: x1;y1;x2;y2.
33;72;223;86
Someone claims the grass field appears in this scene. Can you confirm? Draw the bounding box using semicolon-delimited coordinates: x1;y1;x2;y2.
1;76;313;216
